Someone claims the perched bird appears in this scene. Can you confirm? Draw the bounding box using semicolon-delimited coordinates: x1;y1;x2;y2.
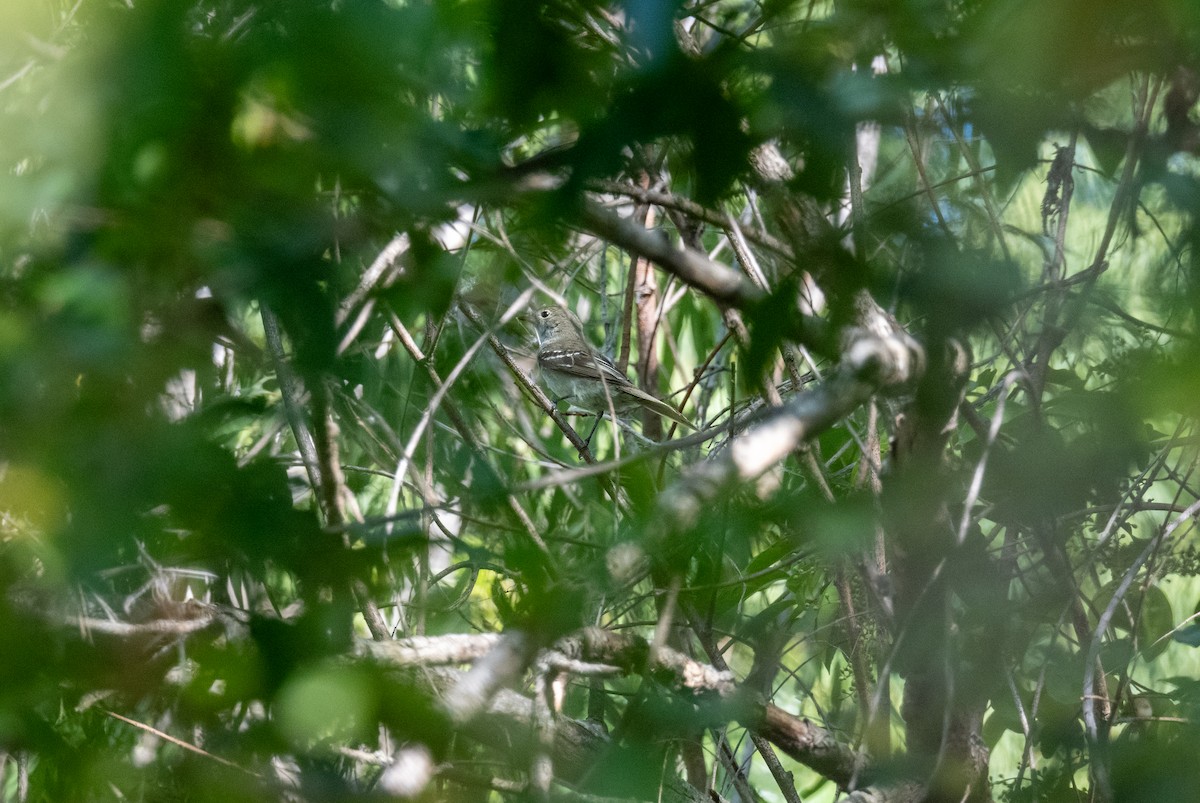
532;306;694;442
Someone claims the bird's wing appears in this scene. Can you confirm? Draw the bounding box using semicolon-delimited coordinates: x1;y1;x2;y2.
590;350;639;387
589;352;693;427
538;348;635;388
538;348;693;429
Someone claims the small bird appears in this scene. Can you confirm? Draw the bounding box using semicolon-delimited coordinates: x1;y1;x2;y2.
533;306;694;443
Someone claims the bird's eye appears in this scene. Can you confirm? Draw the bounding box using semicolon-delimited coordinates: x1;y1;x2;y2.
539;310;549;318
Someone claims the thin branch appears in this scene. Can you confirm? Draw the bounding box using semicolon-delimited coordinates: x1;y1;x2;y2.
387;310;550;561
103;709;259;777
261;306;322;492
384;289;537;535
1083;498;1200;803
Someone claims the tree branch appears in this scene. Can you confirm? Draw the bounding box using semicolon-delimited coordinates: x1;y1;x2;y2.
577;199;762;308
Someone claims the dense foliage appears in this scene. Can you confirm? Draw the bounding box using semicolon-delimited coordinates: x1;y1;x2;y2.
4;1;1200;801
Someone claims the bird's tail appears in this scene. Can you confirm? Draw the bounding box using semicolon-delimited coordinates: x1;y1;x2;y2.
619;386;695;430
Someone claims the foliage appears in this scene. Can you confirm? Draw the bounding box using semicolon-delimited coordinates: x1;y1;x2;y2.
3;1;1200;801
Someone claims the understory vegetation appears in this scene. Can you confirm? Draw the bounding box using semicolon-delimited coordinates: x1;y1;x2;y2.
3;1;1200;801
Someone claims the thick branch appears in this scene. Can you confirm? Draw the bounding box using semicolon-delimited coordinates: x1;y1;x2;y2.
578;200;762;307
588;179;791;258
651;324;922;554
360;628;864;794
356;633;503;666
751;703;863;788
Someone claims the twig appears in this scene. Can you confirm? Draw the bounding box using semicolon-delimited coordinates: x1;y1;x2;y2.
261;306;321;492
1082;498;1200;803
103;709;259;777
